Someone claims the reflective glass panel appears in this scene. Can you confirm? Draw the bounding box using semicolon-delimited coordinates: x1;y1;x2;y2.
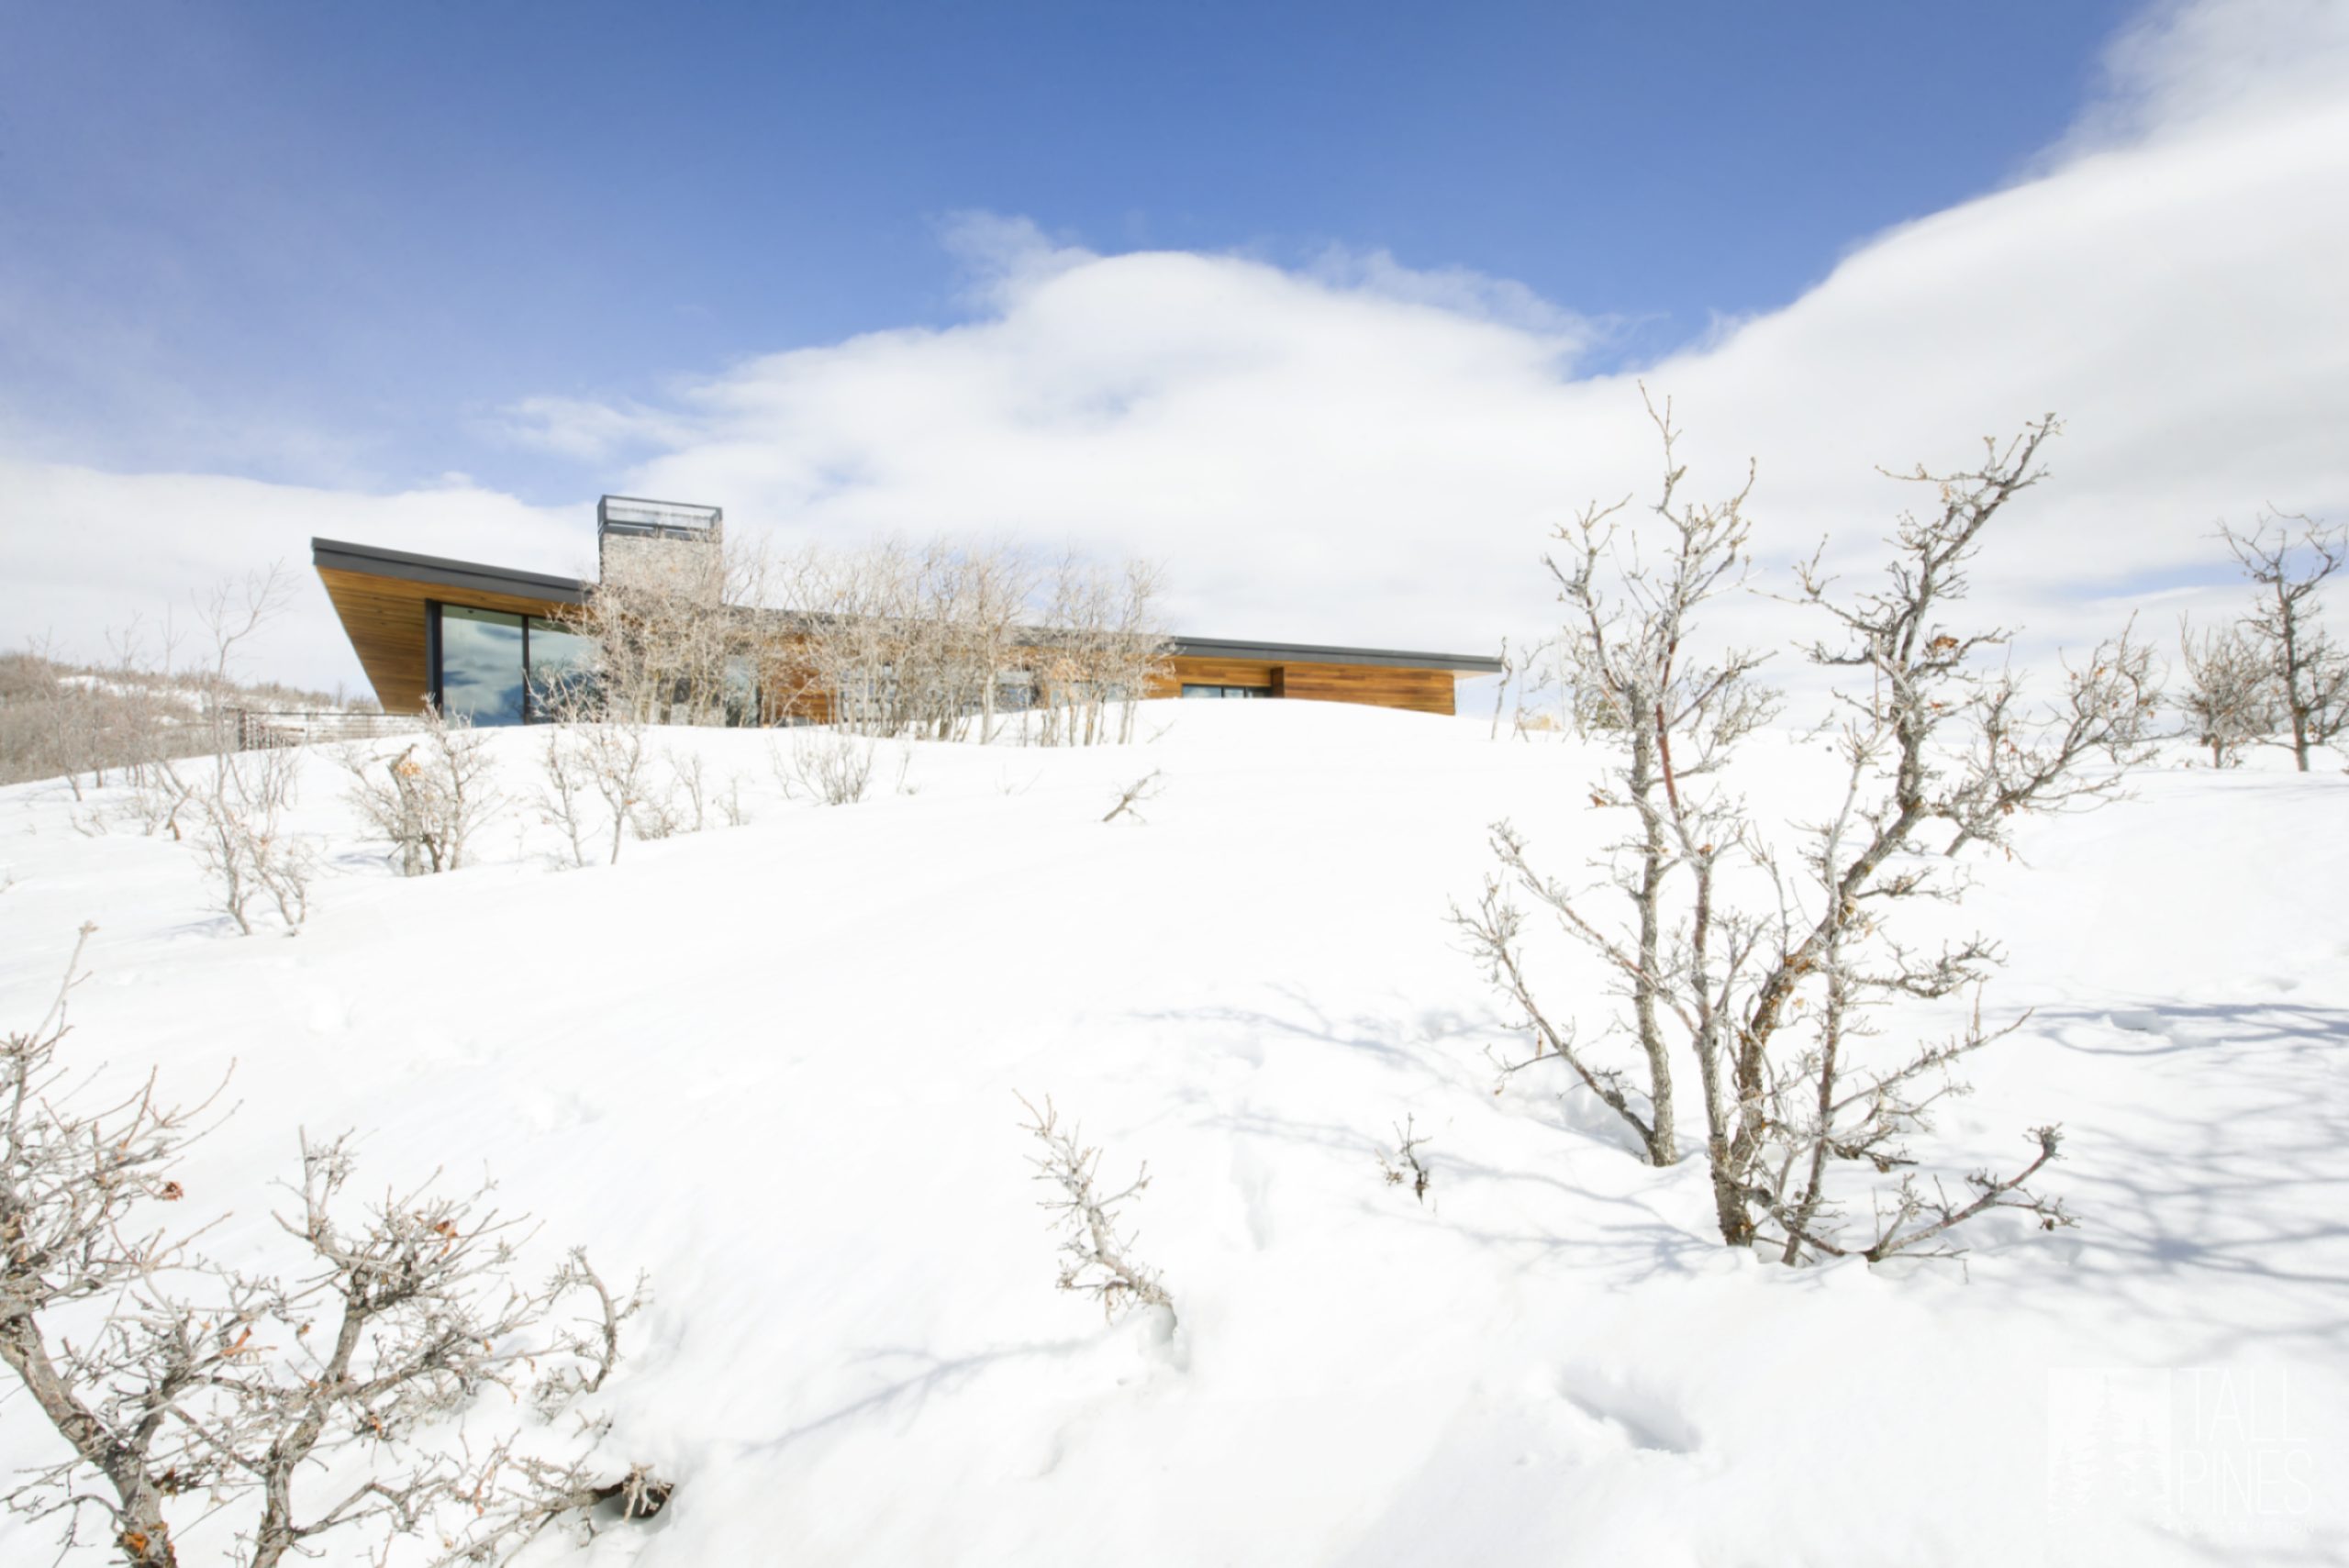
526;617;596;718
438;606;526;726
723;654;759;727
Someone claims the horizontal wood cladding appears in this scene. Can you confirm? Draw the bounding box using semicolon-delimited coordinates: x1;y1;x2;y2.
1153;655;1460;715
317;563;1466;719
316;566;572;717
1271;661;1458;715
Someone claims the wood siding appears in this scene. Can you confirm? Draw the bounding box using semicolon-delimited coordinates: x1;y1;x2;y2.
318;565;1466;719
317;566;572;717
1154;655;1459;716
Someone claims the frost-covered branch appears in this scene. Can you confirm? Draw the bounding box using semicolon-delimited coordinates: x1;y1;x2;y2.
1016;1095;1173;1325
0;937;669;1566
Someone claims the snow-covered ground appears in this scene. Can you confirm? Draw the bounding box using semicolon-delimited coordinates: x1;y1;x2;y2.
2;701;2343;1566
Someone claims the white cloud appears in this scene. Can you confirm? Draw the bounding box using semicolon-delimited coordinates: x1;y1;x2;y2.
5;0;2344;703
2056;0;2349;157
0;462;579;695
485;395;699;465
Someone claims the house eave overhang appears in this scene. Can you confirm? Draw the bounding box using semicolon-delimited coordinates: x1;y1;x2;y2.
312;539;590;606
309;538;1506;698
1162;634;1500;675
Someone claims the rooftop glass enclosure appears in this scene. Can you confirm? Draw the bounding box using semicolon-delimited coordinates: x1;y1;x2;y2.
596;495;722;539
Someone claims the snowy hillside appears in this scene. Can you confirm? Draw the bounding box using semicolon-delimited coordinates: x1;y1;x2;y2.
1;702;2343;1566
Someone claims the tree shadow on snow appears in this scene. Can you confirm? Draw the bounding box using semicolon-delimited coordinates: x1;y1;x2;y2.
1177;1095;1713;1289
1129;984;1494;1080
743;1338;1093;1459
2005;1001;2349;1358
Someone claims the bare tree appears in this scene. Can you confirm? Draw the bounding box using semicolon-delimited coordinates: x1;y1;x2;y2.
0;932;667;1567
2219;509;2349;771
192;567;295;759
1028;555;1173;749
556;528;767;728
1458;406;2149;1263
1723;416;2143;1259
0;577;347;795
1016;1095;1174;1325
1453;390;1775;1169
2176;614;2277;766
560;530;1168;748
963;547;1038;744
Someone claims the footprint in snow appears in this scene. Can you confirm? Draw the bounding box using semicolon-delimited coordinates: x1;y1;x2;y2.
1550;1367;1700;1456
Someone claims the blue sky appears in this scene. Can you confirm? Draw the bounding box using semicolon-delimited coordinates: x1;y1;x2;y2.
6;0;2136;497
5;0;2346;693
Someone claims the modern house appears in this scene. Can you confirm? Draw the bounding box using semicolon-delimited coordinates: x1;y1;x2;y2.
313;496;1501;724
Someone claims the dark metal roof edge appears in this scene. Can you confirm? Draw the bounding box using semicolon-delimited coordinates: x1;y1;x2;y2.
1167;636;1502;673
311;539;590;605
310;538;1501;673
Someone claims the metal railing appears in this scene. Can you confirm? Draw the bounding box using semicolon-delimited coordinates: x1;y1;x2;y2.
233;709;419;751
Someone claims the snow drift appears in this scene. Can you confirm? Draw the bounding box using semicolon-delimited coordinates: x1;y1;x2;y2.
0;701;2343;1565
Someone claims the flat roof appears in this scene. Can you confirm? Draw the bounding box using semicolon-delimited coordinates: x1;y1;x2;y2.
311;537;1503;674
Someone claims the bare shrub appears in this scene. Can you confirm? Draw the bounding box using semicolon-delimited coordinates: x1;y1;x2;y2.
1100;769;1164;824
0;931;669;1566
1458;403;2149;1264
575;723;662;862
531;727;599;870
637;751;738;837
533;724;696;866
771;729;876;806
1452;391;1774;1169
1017;1094;1174;1324
2219;509;2349;771
1488;634;1560;740
1378;1115;1433;1205
190;748;317;935
340;706;504;875
671;751;709;831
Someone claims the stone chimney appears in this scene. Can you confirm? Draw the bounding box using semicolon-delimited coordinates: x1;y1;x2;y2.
596;495;725;601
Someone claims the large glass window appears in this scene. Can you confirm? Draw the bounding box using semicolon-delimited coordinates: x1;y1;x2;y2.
524;617;596;720
1181;684;1271;699
434;603;773;728
438;606;527;726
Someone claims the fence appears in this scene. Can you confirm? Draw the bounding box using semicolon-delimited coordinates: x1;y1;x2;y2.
233;708;419;751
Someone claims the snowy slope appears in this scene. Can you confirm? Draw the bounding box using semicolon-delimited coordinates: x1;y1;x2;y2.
1;703;2343;1566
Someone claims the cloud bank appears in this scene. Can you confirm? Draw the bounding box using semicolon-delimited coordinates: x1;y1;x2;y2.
5;0;2344;701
